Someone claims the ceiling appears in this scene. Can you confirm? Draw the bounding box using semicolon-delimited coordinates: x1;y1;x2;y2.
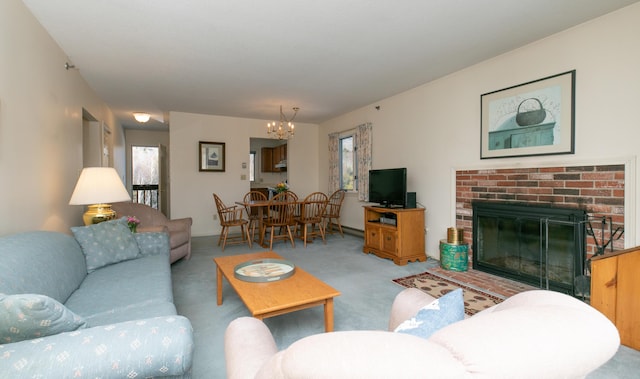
22;0;639;130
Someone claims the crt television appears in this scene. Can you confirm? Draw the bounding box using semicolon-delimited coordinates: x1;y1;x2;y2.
368;168;407;208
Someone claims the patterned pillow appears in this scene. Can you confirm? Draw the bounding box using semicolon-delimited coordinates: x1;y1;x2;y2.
134;232;170;257
394;288;464;339
0;293;87;343
71;217;141;272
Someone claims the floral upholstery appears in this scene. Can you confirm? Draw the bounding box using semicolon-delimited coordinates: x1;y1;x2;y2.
0;229;193;378
0;293;87;343
0;316;193;378
71;217;141;272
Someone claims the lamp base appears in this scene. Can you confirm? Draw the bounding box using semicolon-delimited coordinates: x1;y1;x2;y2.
83;204;117;226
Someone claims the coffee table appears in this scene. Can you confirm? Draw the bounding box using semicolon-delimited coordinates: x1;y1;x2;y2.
214;251;341;332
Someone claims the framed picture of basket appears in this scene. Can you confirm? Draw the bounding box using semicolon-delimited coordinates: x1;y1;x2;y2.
199;141;225;172
480;70;575;159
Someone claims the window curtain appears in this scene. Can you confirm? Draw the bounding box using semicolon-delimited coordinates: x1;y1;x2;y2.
356;122;372;201
328;132;340;192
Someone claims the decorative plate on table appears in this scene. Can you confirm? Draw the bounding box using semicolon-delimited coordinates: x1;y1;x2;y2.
234;259;295;282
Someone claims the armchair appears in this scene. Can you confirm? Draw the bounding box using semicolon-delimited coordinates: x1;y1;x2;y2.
225;289;620;378
112;201;192;263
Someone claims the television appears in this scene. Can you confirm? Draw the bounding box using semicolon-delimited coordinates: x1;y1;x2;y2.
368;168;407;208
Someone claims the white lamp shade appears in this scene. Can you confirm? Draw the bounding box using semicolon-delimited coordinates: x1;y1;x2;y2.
69;167;131;205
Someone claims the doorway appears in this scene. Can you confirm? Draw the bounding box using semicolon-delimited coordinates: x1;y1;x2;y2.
249;138;288;190
82;108;113;168
132;145;169;215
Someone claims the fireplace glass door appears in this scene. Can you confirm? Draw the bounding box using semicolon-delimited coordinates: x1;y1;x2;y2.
473;202;586;295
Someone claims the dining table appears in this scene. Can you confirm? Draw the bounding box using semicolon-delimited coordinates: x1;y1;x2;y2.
236;199;273;247
236;198;301;248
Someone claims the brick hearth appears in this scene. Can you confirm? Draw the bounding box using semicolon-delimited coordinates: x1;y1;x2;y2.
455;164;625;260
430;266;537;298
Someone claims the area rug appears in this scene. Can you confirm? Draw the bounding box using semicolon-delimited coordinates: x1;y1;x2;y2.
392;271;505;316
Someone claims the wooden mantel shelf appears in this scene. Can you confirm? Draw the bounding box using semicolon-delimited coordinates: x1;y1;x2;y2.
590;246;640;350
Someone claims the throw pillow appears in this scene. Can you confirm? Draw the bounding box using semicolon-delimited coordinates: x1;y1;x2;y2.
394;288;464;339
71;217;141;272
134;232;170;257
0;293;87;343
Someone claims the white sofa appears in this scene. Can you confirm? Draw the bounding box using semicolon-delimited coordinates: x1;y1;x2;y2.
225;289;620;378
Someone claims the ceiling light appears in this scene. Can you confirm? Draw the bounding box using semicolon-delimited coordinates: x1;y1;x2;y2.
133;112;151;123
267;106;299;140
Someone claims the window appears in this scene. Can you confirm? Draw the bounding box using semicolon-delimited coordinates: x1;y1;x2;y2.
249;151;256;181
131;146;159;208
340;134;357;191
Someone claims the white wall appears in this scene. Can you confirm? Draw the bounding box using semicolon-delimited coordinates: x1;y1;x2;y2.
0;0;125;235
319;3;640;258
170;111;319;236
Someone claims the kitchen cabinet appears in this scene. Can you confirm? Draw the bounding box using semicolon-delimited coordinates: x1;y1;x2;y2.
261;144;287;172
261;147;274;172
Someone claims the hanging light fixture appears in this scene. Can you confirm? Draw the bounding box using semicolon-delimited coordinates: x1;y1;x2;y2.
267;106;299;140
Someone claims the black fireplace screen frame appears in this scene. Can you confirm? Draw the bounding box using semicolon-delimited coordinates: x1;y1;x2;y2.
472;201;587;295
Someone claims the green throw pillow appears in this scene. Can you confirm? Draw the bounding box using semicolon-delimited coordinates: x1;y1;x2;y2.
394;288;464;339
71;217;141;272
0;293;87;343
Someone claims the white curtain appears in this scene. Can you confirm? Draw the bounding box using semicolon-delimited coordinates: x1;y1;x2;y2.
328;132;340;192
328;123;372;200
356;123;372;201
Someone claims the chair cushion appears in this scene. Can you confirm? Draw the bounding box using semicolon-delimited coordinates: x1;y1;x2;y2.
71;217;141;272
64;255;174;323
0;293;87;343
393;288;464;339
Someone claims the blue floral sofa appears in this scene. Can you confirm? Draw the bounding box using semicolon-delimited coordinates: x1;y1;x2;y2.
0;218;194;378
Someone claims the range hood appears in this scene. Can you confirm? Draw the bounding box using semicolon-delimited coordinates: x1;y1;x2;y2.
274;160;287;169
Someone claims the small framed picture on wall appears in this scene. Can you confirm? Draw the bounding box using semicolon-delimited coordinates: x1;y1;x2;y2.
199;141;225;172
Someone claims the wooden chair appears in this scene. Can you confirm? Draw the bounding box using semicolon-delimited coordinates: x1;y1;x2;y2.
213;193;252;251
295;192;329;247
286;190;300;219
323;189;346;237
260;191;297;250
242;190;267;243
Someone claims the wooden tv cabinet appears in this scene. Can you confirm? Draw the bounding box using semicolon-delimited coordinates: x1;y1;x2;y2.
362;206;426;265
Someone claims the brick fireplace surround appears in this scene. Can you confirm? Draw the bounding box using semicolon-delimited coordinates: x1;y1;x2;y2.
455;164;625;261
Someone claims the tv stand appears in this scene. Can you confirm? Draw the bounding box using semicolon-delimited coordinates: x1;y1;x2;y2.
379;204;404;209
363;206;426;265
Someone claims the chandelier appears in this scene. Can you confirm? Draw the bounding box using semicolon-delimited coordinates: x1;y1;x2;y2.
267;106;299;140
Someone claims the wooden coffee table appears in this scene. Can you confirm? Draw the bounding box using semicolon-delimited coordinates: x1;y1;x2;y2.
214;251;341;332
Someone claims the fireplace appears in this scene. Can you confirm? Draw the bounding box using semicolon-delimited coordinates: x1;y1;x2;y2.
472;202;587;295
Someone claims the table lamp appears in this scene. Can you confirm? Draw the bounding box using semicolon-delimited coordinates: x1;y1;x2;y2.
69;167;132;225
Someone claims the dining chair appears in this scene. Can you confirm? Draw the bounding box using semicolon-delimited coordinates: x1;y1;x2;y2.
323;189;346;237
242;190;267;243
286;190;301;220
295;192;329;247
213;193;252;251
260;191;297;250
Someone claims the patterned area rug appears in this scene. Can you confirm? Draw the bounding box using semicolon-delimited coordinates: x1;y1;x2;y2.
392;271;505;316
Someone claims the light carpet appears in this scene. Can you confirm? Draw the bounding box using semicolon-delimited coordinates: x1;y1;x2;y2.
172;235;640;377
393;270;505;315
